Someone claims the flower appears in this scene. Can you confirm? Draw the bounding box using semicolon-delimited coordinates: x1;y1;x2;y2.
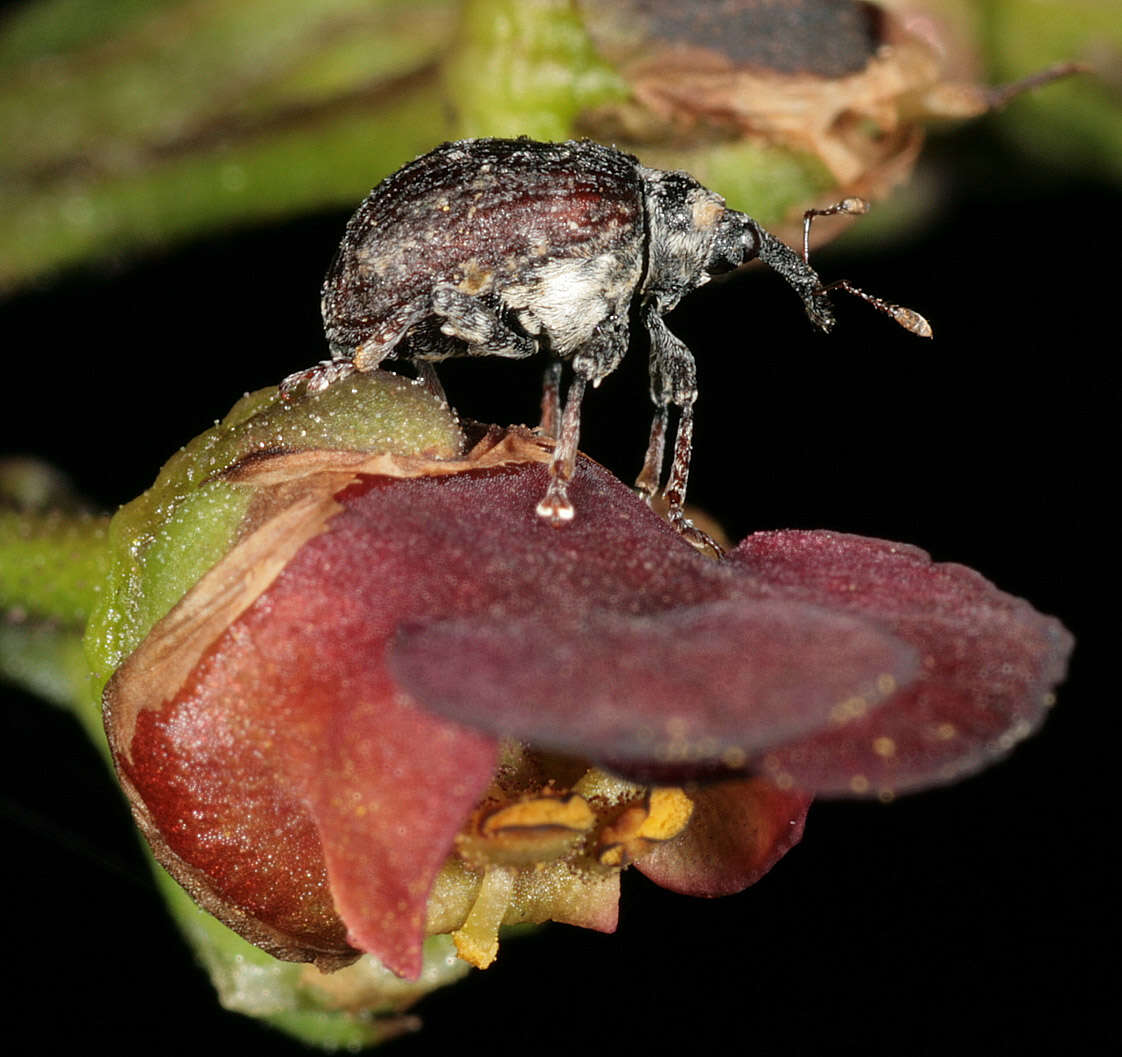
97;374;1072;983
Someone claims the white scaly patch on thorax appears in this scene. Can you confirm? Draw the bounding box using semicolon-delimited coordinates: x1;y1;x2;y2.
502;250;642;361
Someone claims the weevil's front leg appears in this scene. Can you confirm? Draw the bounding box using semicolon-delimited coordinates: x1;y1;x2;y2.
537;312;628;525
644;309;722;555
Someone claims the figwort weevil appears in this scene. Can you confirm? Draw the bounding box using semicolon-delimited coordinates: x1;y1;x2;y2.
285;138;930;546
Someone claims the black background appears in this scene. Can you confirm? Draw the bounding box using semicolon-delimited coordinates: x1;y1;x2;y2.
2;102;1114;1054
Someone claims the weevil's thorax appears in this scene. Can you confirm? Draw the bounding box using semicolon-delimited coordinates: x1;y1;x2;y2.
638;168;728;313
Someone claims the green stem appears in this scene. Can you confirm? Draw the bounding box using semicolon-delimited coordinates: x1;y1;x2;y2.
0;0;459;289
0;507;107;720
443;0;627;139
0;509;110;625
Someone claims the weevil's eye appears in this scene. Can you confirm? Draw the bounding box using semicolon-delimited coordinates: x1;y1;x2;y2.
706;211;760;276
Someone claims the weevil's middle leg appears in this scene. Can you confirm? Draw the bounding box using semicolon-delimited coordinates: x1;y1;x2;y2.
634;404;668;502
644;307;721;554
536;370;587;525
538;361;563;440
536;313;629;524
431;284;537;358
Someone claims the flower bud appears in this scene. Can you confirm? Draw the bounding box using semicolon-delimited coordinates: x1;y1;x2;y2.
96;370;1071;985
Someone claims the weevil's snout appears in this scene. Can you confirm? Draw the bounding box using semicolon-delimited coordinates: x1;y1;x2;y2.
752;225;837;332
705;210;836;331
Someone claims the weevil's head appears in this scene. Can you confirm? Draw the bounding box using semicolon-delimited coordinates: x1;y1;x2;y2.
639;165;836;332
707;209;836;332
639;168;739;313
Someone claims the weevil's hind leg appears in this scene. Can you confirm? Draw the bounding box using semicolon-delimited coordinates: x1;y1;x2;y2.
536;369;588;524
286;301;428;400
634;404;668;503
539;361;563;440
645;308;722;555
415;360;449;406
279;358;357;400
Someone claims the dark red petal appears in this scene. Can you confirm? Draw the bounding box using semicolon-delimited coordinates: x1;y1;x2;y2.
389;600;917;769
119;581;499;978
120;680;354;967
727;531;1074;795
110;472;505;978
229;521;509;978
325;459;916;772
637;779;811;897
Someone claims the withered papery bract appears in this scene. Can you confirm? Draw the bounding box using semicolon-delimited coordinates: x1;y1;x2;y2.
103;430;1072;980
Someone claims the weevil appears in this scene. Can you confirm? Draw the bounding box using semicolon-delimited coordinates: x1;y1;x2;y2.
286;138;930;544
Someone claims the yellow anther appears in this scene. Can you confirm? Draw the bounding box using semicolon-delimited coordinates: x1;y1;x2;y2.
459;793;595;868
596;787;694;867
480;794;595;836
638;788;694;841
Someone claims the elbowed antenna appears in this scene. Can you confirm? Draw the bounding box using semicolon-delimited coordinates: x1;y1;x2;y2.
752;225;837;332
753;198;933;339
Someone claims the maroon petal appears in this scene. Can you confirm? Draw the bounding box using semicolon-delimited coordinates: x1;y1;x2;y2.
119;673;354;968
727;531;1074;795
636;778;811;897
106;461;508;979
243;561;499;979
112;558;500;978
389;600;917;771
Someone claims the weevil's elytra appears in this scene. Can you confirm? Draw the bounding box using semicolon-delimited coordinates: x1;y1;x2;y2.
287;138;931;543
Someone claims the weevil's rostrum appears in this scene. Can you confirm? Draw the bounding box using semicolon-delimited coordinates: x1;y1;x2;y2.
291;138;930;539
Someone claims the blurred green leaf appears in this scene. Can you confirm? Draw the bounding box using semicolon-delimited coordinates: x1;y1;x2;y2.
978;0;1122;181
0;0;459;289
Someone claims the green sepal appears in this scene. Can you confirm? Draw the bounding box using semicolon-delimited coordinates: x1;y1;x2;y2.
84;370;462;693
